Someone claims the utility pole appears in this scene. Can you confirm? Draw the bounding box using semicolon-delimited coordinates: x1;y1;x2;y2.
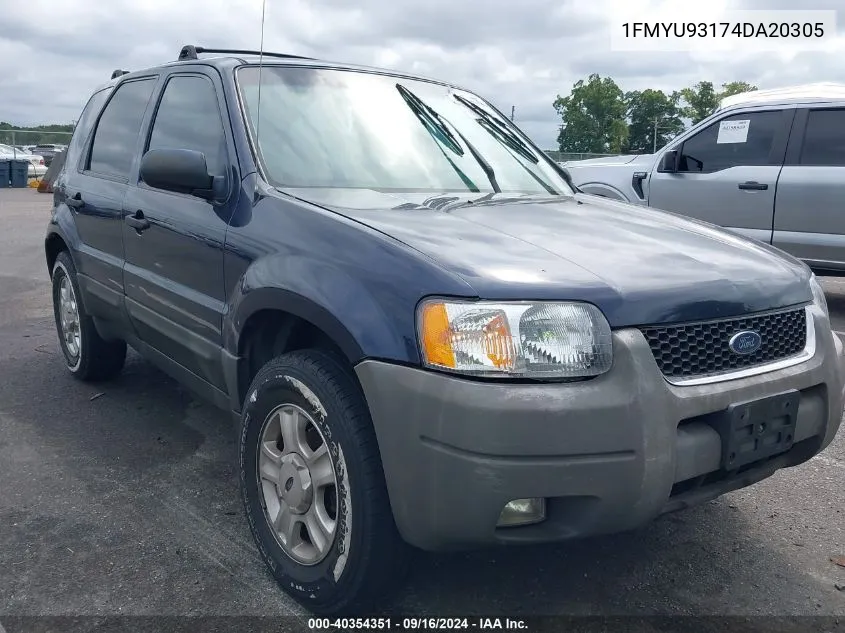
653;118;659;153
652;119;660;154
510;106;515;122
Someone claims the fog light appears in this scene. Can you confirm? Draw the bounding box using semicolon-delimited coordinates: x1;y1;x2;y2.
497;498;546;527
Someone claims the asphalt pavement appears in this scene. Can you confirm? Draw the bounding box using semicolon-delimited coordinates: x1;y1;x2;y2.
0;188;843;621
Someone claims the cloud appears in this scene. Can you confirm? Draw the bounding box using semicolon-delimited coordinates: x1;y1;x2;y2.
737;0;844;16
0;0;843;149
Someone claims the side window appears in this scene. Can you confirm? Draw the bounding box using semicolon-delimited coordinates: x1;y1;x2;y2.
678;111;784;173
800;109;845;166
66;87;112;170
88;78;157;179
146;75;227;178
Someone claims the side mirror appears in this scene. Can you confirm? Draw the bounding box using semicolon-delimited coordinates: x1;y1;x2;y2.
657;150;679;173
140;148;217;201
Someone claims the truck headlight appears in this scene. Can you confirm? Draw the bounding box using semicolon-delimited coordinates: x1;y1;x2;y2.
810;274;828;315
417;299;613;379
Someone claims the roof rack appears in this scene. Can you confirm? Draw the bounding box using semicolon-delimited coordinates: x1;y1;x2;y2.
111;69;130;79
177;45;314;62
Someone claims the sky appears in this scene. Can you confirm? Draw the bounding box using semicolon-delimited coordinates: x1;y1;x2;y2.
1;0;844;149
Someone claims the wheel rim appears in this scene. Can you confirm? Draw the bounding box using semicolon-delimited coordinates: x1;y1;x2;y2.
58;275;81;358
257;403;339;565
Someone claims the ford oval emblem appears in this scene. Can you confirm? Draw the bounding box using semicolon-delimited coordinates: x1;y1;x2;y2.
729;330;762;355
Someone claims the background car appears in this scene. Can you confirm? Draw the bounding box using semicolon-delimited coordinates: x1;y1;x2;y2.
0;143;47;178
31;143;64;166
561;83;845;276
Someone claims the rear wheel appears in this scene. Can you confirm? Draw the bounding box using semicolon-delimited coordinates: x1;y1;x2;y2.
51;251;126;381
239;349;409;614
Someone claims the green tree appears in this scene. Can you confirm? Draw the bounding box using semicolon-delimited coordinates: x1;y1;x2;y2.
680;81;719;124
680;81;759;124
718;81;758;100
0;121;74;146
554;74;627;154
625;89;685;153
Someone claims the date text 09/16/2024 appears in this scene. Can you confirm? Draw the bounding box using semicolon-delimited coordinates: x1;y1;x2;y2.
307;618;528;630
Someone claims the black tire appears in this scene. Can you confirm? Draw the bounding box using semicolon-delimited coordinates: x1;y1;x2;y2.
51;250;127;381
239;349;409;615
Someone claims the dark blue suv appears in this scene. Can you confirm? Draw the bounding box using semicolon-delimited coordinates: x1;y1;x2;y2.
46;45;844;615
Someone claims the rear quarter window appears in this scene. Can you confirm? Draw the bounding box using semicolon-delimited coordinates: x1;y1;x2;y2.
65;88;113;172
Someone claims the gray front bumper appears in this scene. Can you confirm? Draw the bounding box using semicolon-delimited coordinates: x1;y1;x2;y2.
355;305;845;552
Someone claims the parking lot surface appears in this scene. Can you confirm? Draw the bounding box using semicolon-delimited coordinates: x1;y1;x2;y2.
0;188;843;618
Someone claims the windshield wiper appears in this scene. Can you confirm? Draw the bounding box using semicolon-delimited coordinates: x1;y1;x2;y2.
397;84;464;155
453;94;561;195
396;84;500;193
453;94;539;164
452;94;580;193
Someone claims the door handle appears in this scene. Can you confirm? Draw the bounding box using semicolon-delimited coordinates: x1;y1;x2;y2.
125;210;151;232
738;181;768;191
66;193;84;209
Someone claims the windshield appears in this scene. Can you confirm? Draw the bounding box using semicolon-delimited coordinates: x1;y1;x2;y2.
236;66;572;197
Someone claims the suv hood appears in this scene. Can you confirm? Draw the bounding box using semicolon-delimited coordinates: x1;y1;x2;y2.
283;188;811;328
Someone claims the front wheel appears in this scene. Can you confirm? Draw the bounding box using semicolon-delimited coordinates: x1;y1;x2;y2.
239;350;409;614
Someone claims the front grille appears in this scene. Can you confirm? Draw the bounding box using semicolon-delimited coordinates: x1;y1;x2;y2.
639;307;807;380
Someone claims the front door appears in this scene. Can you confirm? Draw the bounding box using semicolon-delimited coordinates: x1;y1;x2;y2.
122;70;238;390
648;109;794;244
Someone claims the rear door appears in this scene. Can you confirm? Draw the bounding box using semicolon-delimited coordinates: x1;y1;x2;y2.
772;106;845;271
648;108;794;243
62;77;157;324
122;69;238;390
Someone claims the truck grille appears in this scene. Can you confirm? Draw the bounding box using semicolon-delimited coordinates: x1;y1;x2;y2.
639;307;807;380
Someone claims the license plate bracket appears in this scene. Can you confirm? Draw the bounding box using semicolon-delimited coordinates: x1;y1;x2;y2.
711;390;800;471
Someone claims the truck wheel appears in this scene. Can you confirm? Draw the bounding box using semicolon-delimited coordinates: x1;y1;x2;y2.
239;349;409;615
51;251;127;381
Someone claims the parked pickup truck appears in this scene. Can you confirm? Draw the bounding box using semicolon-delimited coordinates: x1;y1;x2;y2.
562;83;845;275
46;49;844;615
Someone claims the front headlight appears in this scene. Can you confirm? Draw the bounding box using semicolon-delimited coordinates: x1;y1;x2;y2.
810;274;828;315
417;299;613;379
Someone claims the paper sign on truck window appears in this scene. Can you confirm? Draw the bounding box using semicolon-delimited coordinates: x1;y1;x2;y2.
717;119;750;144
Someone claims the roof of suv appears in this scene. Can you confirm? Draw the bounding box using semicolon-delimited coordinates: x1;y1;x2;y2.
717;82;845;111
101;44;459;92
